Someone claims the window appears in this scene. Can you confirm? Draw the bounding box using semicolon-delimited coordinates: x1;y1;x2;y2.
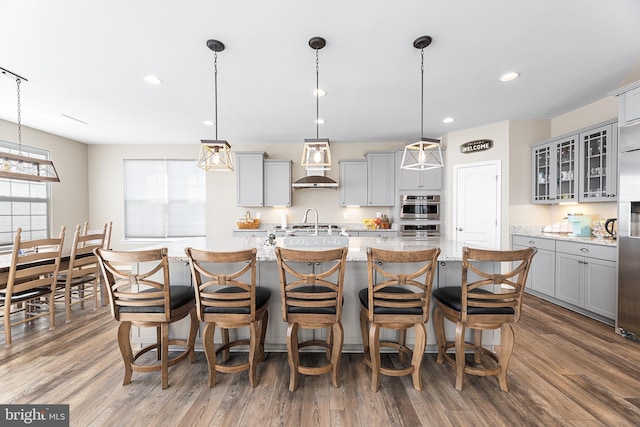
124;159;206;239
0;141;51;247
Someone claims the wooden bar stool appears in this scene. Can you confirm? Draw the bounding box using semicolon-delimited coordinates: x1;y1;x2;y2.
432;246;537;391
95;247;198;389
185;247;271;388
274;246;348;392
359;247;440;391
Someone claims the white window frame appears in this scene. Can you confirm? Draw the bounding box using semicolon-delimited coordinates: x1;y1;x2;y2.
124;159;206;239
0;140;52;248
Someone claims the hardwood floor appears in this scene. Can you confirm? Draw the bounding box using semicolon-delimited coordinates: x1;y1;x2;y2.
2;294;640;426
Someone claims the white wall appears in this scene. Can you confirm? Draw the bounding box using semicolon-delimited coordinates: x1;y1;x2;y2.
0;119;88;248
89;141;407;249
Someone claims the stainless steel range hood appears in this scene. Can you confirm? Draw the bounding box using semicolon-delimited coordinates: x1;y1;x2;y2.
292;169;338;189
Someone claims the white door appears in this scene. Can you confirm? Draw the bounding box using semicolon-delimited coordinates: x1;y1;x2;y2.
454;161;500;248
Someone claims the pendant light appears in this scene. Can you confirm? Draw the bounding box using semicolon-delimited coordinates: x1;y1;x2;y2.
400;36;444;171
0;67;60;182
198;39;234;172
301;37;331;171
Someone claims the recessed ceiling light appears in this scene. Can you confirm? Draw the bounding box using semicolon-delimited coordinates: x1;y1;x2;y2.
315;119;326;124
313;89;326;97
442;117;454;124
203;120;214;126
144;75;163;85
500;72;520;82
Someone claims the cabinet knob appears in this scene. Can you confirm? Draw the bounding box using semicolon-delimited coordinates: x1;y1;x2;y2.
528;240;536;245
440;262;446;267
580;247;589;253
457;227;463;231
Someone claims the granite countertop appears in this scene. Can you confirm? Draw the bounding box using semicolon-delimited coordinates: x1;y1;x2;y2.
234;222;397;233
153;236;471;262
511;226;617;247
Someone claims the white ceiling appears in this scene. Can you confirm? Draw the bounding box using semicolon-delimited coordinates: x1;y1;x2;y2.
1;0;639;146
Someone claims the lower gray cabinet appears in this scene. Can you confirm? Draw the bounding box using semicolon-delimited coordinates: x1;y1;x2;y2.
513;234;616;323
554;241;616;320
512;235;556;297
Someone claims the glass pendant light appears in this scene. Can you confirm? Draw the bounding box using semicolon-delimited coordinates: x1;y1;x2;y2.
301;37;331;171
0;67;60;182
198;39;234;172
401;36;444;171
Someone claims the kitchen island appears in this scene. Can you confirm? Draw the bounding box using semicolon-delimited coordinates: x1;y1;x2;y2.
135;236;499;353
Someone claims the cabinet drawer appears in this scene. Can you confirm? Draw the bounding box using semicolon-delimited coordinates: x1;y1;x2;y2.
556;240;616;261
512;235;556;251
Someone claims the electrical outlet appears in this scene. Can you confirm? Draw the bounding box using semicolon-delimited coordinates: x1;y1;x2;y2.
343;212;349;219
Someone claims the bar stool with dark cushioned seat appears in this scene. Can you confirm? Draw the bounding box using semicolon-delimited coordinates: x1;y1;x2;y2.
359;247;440;391
185;247;270;388
432;246;537;392
274;246;348;392
94;247;198;390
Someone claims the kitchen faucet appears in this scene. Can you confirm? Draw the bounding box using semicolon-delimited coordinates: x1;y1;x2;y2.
302;208;319;236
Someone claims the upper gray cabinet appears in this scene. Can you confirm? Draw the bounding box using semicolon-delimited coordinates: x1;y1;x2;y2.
532;135;578;204
366;152;395;206
609;81;640;127
578;122;617;202
531;120;617;204
339;160;367;206
236;152;292;207
395;150;443;191
339;152;395;207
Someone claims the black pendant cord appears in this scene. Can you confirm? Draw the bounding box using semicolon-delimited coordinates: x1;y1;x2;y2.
214;51;218;141
316;49;320;139
420;47;424;141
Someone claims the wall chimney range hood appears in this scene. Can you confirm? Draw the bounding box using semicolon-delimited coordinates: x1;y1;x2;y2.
292;169;338;189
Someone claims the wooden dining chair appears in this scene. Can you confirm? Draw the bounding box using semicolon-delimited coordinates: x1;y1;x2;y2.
432;246;537;391
94;247;198;389
1;226;66;347
57;223;107;323
185;247;271;387
359;247;440;391
274;246;348;391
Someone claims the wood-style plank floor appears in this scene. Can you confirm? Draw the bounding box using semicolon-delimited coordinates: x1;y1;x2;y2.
2;294;640;426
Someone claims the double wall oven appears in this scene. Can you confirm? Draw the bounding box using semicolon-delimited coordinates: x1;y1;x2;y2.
399;195;441;238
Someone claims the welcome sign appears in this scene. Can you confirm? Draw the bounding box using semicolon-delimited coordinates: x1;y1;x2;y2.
460;139;493;154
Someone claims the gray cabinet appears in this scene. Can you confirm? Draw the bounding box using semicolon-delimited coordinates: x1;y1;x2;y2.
610;81;640;126
367;152;395;206
236;152;266;207
339;152;395;207
264;160;292;207
532;120;618;204
236;152;291;207
532;135;578;204
578;122;617;202
339;160;367;206
395;150;443;191
512;235;555;297
555;240;616;321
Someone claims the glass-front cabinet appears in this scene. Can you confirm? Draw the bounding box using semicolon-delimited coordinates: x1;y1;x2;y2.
532;135;577;204
532;120;617;204
578;123;617;202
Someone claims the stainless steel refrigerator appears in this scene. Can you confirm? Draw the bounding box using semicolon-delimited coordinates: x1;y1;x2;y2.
618;123;640;337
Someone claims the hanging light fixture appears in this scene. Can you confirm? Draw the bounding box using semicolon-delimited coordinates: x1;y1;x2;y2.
197;39;234;172
301;36;331;171
0;67;60;182
400;36;444;171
